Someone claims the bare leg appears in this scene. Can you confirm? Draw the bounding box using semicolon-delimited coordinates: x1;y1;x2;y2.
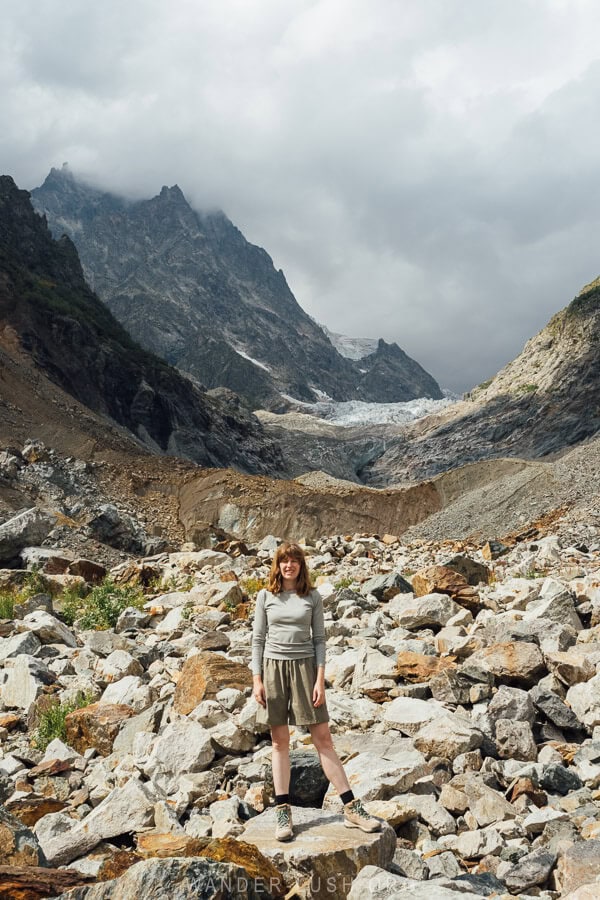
308;722;351;795
271;724;291;796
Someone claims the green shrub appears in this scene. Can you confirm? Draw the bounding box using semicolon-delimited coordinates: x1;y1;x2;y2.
61;578;146;630
240;576;268;598
334;576;354;590
59;583;89;626
32;691;94;751
20;567;51;599
0;593;15;619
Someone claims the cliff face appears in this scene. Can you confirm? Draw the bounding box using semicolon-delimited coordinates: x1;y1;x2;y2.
32;167;443;409
0;176;284;475
362;278;600;484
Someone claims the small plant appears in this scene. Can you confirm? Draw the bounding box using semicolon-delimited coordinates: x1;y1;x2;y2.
60;578;146;630
32;691;94;751
21;567;50;599
59;583;89;626
0;592;16;619
240;576;268;598
516;383;538;394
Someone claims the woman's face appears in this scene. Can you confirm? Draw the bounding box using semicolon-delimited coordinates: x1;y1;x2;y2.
279;555;301;582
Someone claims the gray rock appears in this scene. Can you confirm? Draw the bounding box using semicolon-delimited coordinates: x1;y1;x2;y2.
2;653;56;710
13;592;54;619
388;593;461;629
567;674;600;731
55;856;274;899
494;719;538;762
425;850;462;878
391;848;429;880
143;718;215;794
524;578;582;631
0;630;41;662
530;684;584;732
115;606;151;631
0;507;56;565
539;763;583;795
347;866;486;899
265;749;329;807
361;572;413;601
21;610;78;647
488;686;535;725
502;847;556;893
413;713;483;759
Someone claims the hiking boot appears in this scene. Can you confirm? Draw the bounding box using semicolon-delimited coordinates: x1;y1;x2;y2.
275;803;293;841
343;798;381;833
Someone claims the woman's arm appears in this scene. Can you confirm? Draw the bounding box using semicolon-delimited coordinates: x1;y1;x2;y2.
311;591;327;706
251;590;267;707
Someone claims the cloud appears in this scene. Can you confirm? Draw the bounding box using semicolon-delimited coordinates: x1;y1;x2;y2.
2;0;600;391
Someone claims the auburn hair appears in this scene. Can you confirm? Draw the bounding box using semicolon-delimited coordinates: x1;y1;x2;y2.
268;542;312;596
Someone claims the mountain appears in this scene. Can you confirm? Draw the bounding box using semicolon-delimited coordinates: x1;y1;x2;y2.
32;166;443;409
361;277;600;484
0;175;283;475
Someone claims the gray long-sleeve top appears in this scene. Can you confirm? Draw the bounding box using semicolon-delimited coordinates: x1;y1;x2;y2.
250;588;326;676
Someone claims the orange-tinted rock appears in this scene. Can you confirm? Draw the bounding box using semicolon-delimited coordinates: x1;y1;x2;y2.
173;653;253;715
0;864;94;899
65;702;135;756
412;565;481;612
396;652;457;682
5;797;67;827
472;642;545;687
199;838;286;895
0;807;44;867
96;850;143;881
137;833;209;858
508;778;548;808
0;713;21;731
27;758;72;778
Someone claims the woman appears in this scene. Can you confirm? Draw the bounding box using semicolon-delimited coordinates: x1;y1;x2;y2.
251;541;381;841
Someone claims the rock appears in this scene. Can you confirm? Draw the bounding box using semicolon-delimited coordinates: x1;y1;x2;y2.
65;702;135;756
13;592;54;619
546;650;596;686
265;750;329;807
4;796;67;826
530;684;584;732
143;719;215;794
209;718;255;754
0;865;94;897
361;572;413;601
503;847;556;893
0;507;56;565
539;762;583;795
425;849;462;878
173;653;253;714
388;593;461;629
404;793;456;835
458;776;518;826
557;841;600;895
396;651;456;682
242;805;396;896
21;610;78;647
482;540;509;560
413;713;483;759
39;777;156;866
99;675;152;712
0;630;41;662
55;855;280;899
324;747;428;804
412;565;480;611
494;719;538;762
443;554;491;585
68;558;107;583
0;804;46;866
97;649;144;682
209;796;244;839
325;691;382;730
567;674;600;731
488;685;536;725
350;647;398;690
115;606;151;631
524;580;583;631
348;865;486;899
471;642;546;687
382;696;444;735
1;654;56;711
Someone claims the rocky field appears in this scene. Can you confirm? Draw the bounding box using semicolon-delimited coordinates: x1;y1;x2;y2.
1;480;600;898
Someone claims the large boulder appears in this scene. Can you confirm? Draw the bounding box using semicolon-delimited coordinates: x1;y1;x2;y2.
0;804;46;866
471;642;545;687
65;703;136;756
242;805;396;897
0;508;56;565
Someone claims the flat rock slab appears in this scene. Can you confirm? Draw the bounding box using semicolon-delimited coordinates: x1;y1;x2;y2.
241;806;396;899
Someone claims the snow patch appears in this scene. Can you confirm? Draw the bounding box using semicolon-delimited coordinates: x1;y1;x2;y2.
233;348;272;372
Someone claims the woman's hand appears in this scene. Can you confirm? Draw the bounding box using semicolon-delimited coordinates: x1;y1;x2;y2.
313;671;326;708
253;675;266;707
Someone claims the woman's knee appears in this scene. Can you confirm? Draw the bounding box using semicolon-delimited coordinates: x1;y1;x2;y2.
271;725;290;751
310;724;334;752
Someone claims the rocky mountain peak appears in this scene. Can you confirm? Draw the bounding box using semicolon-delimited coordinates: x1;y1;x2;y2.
32;170;443;409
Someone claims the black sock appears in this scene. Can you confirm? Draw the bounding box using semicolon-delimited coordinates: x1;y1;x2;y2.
275;793;290;805
340;790;355;806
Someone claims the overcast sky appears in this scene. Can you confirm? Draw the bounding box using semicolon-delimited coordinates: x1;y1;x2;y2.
3;0;600;392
